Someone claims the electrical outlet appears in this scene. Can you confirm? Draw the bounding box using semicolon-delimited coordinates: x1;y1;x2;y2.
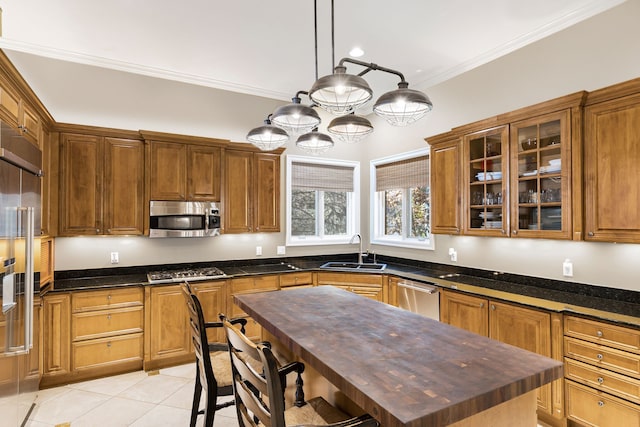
256;246;262;256
562;259;573;277
110;252;119;264
448;248;457;262
277;246;286;255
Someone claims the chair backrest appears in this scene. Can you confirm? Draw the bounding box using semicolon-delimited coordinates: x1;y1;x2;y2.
221;315;286;427
181;282;219;394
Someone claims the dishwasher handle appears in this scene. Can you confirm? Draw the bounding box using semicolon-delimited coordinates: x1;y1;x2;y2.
397;281;438;294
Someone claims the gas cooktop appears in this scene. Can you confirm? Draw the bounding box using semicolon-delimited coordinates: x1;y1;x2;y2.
147;266;227;284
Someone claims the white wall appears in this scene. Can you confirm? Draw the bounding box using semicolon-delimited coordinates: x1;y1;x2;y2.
53;0;640;293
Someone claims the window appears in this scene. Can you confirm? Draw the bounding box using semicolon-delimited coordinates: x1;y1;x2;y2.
286;155;360;246
370;148;432;249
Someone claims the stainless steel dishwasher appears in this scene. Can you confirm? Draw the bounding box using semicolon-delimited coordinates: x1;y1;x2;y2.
397;279;440;321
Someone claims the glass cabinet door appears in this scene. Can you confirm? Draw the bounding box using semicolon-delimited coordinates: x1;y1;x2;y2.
464;126;508;236
510;110;571;238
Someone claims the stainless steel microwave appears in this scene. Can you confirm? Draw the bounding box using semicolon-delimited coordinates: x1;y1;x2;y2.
149;201;221;238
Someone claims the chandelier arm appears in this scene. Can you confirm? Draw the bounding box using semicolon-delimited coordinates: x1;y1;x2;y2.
338;57;407;83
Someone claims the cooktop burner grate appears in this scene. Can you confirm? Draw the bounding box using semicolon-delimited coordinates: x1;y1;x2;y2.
147;266;227;284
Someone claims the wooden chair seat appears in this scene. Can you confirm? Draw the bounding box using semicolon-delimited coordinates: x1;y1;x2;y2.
209;350;233;387
284;396;351;426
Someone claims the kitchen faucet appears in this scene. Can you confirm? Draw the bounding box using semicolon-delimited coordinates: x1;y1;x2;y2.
350;233;363;264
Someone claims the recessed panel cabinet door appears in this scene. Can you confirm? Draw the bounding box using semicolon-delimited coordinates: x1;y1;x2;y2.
430;138;461;234
149;142;187;200
585;92;640;242
224;150;253;233
104;138;145;235
254;153;280;232
188;145;221;201
440;290;488;336
59;134;102;235
147;286;191;363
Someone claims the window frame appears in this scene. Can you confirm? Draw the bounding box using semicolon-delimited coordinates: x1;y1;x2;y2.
370;148;433;250
286;155;360;246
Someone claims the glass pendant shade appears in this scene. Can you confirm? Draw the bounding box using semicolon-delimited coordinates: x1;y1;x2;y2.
246;118;289;151
327;114;373;143
295;130;335;155
271;97;321;136
309;65;373;116
373;82;433;126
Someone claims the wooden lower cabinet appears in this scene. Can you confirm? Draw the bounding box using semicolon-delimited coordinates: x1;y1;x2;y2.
144;284;191;370
316;272;384;302
439;289;564;422
191;280;227;343
564;315;640;426
228;275;279;341
42;288;144;387
42;293;71;386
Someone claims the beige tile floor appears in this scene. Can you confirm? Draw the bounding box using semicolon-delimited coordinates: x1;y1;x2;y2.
24;363;239;427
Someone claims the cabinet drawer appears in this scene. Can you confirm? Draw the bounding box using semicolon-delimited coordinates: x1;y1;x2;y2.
279;272;313;287
72;288;143;312
565;358;640;404
72;306;144;341
231;276;279;294
565;316;640;354
565;336;640;379
565;380;640;427
72;333;143;371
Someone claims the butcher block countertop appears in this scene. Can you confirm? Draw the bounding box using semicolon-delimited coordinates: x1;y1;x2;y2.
235;286;564;427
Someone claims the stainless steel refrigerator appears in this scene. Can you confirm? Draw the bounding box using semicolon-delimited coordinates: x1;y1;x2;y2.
0;122;42;426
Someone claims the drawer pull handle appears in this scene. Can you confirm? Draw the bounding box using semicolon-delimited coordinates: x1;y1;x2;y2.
597;377;604;384
107;295;112;300
597;353;603;360
596;330;603;337
597;400;604;407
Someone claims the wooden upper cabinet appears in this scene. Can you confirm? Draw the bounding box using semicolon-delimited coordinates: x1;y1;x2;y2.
19;102;41;146
463;125;509;236
0;78;41;146
428;134;462;235
104;138;145;235
59;133;102;235
149;142;187;200
223;149;281;233
584;81;640;243
224;149;253;233
188;145;221;201
253;153;280;232
0;80;20;128
149;141;221;201
59;132;144;236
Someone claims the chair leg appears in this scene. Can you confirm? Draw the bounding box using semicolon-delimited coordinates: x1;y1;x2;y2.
294;370;305;407
204;388;217;427
191;368;203;427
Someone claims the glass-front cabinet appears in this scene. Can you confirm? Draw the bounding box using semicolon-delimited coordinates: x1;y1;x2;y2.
509;110;571;238
463;126;508;236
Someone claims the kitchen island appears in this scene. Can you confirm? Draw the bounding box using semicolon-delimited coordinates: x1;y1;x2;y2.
235;286;564;427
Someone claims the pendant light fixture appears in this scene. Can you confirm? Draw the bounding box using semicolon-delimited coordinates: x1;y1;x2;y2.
271;91;321;136
327;113;373;143
246;115;289;151
373;81;433;126
295;128;334;155
309;66;373;116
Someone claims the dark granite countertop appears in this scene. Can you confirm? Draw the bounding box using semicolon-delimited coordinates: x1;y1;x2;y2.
50;254;639;327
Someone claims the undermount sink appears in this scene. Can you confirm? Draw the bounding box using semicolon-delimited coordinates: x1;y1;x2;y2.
319;262;387;272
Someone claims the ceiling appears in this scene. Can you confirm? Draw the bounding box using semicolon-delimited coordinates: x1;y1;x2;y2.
0;0;626;121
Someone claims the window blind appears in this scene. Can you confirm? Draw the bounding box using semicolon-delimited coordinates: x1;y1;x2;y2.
291;161;355;192
375;155;429;192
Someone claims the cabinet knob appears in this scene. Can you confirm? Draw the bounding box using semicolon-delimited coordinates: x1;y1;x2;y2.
512;229;517;235
107;314;111;320
597;377;604;384
597;400;604;407
490;304;496;310
588;231;595;237
596;330;603;337
479;303;485;308
107;295;112;300
107;342;112;348
597;353;603;360
96;229;100;233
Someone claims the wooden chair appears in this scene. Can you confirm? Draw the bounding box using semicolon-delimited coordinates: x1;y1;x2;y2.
220;314;380;427
181;282;248;427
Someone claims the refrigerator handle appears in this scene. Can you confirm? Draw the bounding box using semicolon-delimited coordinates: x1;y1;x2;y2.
24;207;34;350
